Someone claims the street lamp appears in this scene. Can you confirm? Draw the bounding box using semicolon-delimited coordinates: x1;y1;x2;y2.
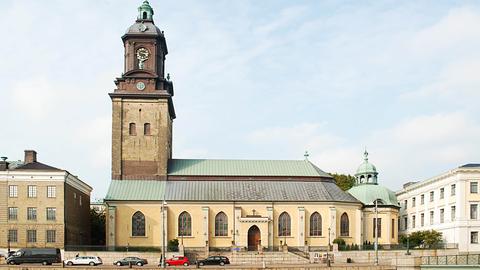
327;227;331;267
161;200;167;268
405;236;411;255
7;234;11;254
374;199;379;266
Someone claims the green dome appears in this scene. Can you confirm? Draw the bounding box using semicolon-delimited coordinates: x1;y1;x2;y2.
347;184;399;207
355;151;377;175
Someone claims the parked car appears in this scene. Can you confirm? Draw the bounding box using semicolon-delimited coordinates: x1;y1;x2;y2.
6;248;61;265
64;256;102;266
113;257;148;266
165;256;190;266
196;256;230;266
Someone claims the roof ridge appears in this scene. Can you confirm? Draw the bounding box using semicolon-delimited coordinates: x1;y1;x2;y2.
169;158;307;162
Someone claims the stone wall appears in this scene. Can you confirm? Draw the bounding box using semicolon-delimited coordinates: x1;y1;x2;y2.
318;249;459;265
63;251;180;265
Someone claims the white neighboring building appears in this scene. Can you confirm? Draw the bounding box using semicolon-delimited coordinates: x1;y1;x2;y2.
397;164;480;252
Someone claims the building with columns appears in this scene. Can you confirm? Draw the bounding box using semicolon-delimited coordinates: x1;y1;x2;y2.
104;1;398;251
397;164;480;252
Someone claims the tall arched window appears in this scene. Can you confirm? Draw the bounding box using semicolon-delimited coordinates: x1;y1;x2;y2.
215;212;228;236
144;123;151;135
143;12;147;20
340;213;349;236
178;211;191;236
129;123;136;136
310;212;322;236
278;212;291;236
132;211;145;236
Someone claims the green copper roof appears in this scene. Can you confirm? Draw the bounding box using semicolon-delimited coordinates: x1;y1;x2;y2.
167;159;331;177
137;0;154;21
355;151;377;175
347;184;399;207
105;180;165;201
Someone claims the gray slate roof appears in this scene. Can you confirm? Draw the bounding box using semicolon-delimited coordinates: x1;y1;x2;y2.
105;179;359;203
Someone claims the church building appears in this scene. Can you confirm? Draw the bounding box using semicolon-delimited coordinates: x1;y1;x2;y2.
104;1;398;251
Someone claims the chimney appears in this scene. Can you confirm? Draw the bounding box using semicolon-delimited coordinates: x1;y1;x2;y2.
24;150;37;164
0;156;8;171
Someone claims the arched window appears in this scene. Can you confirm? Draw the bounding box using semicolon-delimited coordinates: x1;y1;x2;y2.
215;212;228;236
278;212;291;236
178;211;191;236
143;12;147;20
340;213;349;236
129;123;136;136
132;211;145;236
310;212;322;236
144;123;151;135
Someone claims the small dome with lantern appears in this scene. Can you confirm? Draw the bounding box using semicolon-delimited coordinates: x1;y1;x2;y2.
124;1;164;37
355;150;378;184
348;151;399;207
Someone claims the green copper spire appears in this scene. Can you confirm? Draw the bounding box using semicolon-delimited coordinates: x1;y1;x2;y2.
137;0;154;21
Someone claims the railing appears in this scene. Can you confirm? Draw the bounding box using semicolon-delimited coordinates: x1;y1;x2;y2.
64;245;162;252
422;254;480;265
287;246;310;259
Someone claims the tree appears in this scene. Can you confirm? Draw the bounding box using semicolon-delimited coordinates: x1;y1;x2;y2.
167;239;179;252
423;230;443;248
330;173;356;191
90;208;106;245
399;230;443;248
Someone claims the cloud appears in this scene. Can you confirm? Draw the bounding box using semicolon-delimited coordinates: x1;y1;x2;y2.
409;7;480;56
246;112;480;190
11;78;62;119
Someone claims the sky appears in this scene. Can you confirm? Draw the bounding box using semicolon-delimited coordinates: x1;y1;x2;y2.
1;0;479;199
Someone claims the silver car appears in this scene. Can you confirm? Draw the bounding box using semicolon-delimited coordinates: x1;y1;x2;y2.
64;256;102;266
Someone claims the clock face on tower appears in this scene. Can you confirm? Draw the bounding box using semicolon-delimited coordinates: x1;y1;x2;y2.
136;48;149;70
136;48;149;61
136;82;146;90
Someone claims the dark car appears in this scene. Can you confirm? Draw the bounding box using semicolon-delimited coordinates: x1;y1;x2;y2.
6;248;61;265
197;256;230;266
113;257;148;266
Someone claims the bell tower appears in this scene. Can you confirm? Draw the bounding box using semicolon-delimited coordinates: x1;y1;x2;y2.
109;0;175;180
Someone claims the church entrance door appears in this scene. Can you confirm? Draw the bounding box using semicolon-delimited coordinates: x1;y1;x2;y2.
247;225;261;251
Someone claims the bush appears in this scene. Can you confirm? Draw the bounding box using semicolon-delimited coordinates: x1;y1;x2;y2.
167;239;179;252
333;238;346;246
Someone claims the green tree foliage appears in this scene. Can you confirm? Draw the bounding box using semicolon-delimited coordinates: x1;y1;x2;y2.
167;239;179;252
399;230;443;248
90;208;106;245
330;173;356;191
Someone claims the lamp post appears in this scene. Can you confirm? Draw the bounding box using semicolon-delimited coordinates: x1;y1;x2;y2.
161;200;167;268
374;199;379;266
7;234;11;254
405;236;411;255
327;227;331;267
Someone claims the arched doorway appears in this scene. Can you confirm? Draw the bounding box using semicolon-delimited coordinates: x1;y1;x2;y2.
247;225;261;251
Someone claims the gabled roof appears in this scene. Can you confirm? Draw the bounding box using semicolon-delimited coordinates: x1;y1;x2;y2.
14;162;62;171
167;159;331;178
104;179;360;203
